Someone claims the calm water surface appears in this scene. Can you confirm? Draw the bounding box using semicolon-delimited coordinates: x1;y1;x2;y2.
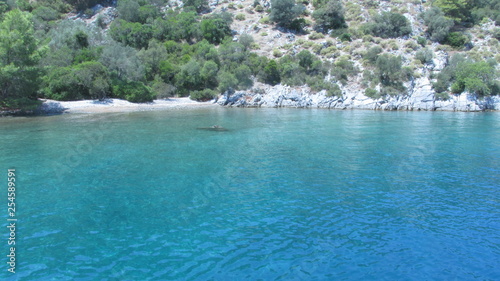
0;108;499;280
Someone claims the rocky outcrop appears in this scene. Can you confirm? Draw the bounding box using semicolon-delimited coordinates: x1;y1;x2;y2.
217;83;500;111
35;101;67;114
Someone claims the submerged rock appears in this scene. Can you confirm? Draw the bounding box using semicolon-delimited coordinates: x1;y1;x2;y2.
197;125;229;132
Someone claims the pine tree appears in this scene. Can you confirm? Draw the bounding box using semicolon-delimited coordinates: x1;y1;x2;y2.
0;9;43;109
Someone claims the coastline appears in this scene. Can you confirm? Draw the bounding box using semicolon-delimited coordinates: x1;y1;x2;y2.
38;97;217;114
31;86;500;115
217;84;500;112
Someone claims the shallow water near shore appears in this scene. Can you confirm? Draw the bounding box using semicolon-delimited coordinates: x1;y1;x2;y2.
1;108;499;280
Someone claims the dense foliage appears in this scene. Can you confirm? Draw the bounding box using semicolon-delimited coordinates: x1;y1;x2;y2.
363;12;412;38
0;9;42;109
312;0;346;32
270;0;304;30
433;54;499;96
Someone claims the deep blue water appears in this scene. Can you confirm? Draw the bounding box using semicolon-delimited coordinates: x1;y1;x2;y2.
0;108;499;280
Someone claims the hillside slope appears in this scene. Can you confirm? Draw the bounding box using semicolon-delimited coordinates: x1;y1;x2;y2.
1;0;499;112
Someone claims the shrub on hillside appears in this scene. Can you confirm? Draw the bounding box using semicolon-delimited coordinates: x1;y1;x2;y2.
261;60;281;85
421;6;454;43
363;46;383;64
363;12;412;38
270;0;304;29
364;88;380;99
445;32;469;48
312;0;346;32
415;48;434;64
452;61;497;96
190;89;217;101
113;80;155;103
183;0;209;13
200;18;231;44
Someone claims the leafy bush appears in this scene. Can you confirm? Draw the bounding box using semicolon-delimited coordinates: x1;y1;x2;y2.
289;18;307;32
200;18;231;44
421;6;454;43
297;50;314;69
363;12;412;38
109;19;153;49
217;71;238;92
270;0;304;28
433;0;472;23
452;61;497;96
363;46;382;64
376;54;404;85
113;80;154;102
238;33;254;51
435;91;450;100
309;32;325;40
152;78;176;99
432;53;466;93
380;85;404;97
326;83;342;97
117;0;140;22
235;13;246;21
307;76;341;97
262;60;281;85
312;0;346;31
44;62;112;100
234;65;253;89
364;88;380;99
183;0;209;13
445;32;469;48
415;48;434;64
332;58;358;84
417;36;427;47
190;89;217;101
339;33;351;42
100;42;145;82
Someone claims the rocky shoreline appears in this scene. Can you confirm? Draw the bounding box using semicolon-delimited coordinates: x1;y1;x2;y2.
217;82;500;112
5;86;499;116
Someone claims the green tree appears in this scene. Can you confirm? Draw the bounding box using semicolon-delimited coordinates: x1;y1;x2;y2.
113;80;155;102
99;42;145;82
183;0;208;13
43;61;111;100
363;46;383;64
217;71;238;93
200;60;219;88
200;18;231;44
297;50;314;69
117;0;141;22
452;61;496;96
109;19;153;49
415;48;434;64
175;60;203;95
363;12;412;38
262;60;281;85
0;9;43;109
270;0;303;28
137;40;168;80
421;6;454;43
376;54;403;85
434;0;473;23
239;33;254;51
234;64;253;89
312;0;346;31
445;31;469;48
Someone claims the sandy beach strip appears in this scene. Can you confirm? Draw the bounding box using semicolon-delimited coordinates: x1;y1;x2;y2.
41;98;218;114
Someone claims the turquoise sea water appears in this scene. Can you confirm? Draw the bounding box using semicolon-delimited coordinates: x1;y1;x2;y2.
0;108;499;280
